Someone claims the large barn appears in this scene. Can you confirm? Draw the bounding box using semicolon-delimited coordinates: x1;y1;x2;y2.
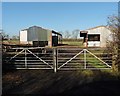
80;25;112;47
20;26;62;47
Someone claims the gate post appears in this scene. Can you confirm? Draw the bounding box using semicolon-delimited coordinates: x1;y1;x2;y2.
84;49;87;69
112;55;117;72
25;49;27;69
53;48;57;73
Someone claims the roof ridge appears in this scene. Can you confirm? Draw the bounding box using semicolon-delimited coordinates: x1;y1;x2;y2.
85;25;107;31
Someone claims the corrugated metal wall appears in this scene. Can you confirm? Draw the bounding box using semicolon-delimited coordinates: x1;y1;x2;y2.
27;26;50;41
27;27;38;41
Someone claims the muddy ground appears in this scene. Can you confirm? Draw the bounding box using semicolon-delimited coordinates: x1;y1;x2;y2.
2;69;120;96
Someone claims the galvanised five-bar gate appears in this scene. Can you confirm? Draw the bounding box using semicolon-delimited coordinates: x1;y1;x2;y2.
3;47;112;72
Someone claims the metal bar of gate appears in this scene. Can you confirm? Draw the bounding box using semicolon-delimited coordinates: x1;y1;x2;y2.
86;49;112;68
84;49;87;69
27;49;53;69
58;49;84;69
53;48;57;73
9;49;25;61
25;49;27;68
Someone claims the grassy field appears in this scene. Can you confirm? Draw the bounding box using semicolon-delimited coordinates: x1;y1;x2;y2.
79;53;109;69
3;39;20;45
86;53;111;68
62;41;83;46
3;39;84;47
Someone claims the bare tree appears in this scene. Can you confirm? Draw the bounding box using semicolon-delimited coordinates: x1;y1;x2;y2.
64;30;71;39
12;35;19;40
72;29;79;39
0;30;9;40
107;16;120;72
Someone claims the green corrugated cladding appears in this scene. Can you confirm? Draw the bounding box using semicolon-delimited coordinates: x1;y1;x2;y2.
27;26;52;41
37;28;48;41
47;29;52;41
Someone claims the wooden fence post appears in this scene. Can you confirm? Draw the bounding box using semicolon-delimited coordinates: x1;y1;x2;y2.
112;55;118;72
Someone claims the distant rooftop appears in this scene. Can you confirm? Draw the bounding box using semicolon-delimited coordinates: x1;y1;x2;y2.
81;25;107;31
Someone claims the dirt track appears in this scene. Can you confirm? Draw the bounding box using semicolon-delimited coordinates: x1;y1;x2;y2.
2;69;120;96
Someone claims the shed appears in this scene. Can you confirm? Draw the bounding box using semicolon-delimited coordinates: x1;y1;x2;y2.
20;26;62;47
80;25;112;47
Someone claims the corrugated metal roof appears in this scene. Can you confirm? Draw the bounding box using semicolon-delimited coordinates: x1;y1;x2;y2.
21;26;62;36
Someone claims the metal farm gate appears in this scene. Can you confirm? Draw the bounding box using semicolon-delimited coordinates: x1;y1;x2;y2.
57;48;112;71
3;47;112;72
3;47;54;70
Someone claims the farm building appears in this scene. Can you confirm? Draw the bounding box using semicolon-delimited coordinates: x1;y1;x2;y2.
20;26;62;47
80;25;112;47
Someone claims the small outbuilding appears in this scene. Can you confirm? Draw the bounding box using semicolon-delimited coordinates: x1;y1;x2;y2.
20;26;62;47
80;25;112;47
